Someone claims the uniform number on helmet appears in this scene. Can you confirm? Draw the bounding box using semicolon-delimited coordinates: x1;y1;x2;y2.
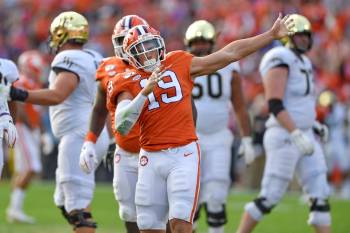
192;72;222;99
140;70;183;110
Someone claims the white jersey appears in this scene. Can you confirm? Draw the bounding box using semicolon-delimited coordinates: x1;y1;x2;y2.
260;46;316;129
0;58;19;84
0;58;19;113
0;58;19;177
192;62;240;135
49;49;102;138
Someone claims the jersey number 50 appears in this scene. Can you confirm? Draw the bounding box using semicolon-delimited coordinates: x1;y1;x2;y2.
192;73;223;99
140;70;183;110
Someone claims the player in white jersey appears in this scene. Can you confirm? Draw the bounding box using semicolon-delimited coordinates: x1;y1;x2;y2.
0;12;108;233
236;14;331;233
6;50;47;224
0;58;18;178
185;20;255;233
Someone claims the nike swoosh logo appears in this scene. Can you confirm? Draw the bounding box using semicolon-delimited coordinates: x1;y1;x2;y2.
184;152;193;157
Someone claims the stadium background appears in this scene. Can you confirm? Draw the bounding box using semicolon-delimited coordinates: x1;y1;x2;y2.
0;0;350;232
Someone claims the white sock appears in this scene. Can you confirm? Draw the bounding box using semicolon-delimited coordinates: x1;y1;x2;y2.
209;226;224;233
9;188;25;211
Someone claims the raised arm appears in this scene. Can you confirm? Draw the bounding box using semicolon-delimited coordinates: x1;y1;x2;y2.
190;14;294;78
115;68;162;135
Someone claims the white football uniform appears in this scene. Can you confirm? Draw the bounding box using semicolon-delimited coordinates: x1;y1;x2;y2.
136;141;200;230
254;46;330;222
0;58;19;178
50;49;109;212
324;102;349;172
113;145;139;222
14;125;42;173
192;63;239;212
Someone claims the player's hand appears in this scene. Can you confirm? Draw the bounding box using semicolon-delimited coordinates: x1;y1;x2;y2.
79;141;98;174
141;66;163;96
238;137;256;165
103;142;116;172
0;114;17;148
290;129;314;156
313;121;329;143
270;13;295;39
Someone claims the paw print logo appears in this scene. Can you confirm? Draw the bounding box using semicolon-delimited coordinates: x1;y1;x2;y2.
114;153;121;164
140;155;148;166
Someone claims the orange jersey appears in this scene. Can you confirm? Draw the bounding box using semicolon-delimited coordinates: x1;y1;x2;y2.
97;56;141;153
109;50;198;151
14;75;42;128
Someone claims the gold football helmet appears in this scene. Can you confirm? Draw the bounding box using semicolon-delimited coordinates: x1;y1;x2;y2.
318;90;336;108
49;11;89;53
184;20;216;46
281;14;312;52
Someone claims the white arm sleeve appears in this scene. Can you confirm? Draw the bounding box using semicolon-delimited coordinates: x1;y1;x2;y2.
115;93;147;135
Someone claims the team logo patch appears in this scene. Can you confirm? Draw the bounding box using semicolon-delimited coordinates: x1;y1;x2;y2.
132;74;141;81
123;72;136;79
140;155;148;166
107;71;117;77
114;153;121;164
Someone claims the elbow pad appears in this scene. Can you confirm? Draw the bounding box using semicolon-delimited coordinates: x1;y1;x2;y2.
115;93;147;135
268;98;285;117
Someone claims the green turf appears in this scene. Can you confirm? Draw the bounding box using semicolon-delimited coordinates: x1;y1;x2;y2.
0;181;349;233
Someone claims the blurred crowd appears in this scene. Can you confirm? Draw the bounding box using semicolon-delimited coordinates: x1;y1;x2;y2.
1;0;350;197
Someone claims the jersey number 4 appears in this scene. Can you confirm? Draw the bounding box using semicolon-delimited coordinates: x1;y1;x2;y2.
140;70;183;110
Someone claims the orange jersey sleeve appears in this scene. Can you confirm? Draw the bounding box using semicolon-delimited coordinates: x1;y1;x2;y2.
118;50;198;151
106;72;142;153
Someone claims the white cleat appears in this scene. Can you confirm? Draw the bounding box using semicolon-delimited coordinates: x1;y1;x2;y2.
6;208;36;224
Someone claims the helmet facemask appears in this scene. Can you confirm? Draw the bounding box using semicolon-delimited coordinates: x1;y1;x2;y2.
126;35;165;73
112;31;128;60
188;38;214;57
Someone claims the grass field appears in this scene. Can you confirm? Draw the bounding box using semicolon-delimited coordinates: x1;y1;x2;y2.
0;181;349;233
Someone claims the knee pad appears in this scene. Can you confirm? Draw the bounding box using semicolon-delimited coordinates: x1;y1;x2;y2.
137;212;166;230
119;204;137;222
307;198;331;226
58;206;71;225
202;181;229;205
124;221;139;233
68;209;97;230
204;203;227;227
245;197;276;221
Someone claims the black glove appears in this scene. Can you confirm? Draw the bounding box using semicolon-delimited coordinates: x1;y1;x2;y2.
103;143;116;172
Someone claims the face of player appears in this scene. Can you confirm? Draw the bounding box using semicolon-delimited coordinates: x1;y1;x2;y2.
189;39;213;56
132;38;162;72
292;32;312;53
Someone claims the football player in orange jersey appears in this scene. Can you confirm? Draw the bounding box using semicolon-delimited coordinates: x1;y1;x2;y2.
110;13;294;233
78;15;148;233
6;50;47;224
